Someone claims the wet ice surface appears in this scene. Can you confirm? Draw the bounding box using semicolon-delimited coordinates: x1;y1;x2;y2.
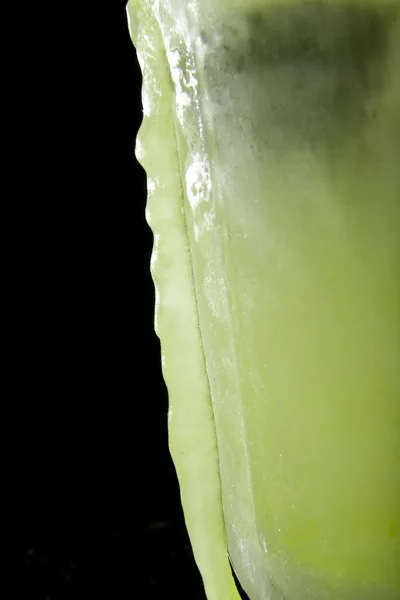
136;1;400;599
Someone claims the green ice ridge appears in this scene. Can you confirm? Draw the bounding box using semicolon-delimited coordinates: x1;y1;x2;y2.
128;2;242;599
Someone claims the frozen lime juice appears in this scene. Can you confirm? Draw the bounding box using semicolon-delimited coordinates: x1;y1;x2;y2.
129;1;400;598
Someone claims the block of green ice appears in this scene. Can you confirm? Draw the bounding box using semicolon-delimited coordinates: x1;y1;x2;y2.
128;1;400;598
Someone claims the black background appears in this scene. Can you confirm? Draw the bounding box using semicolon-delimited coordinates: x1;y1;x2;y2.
1;1;207;598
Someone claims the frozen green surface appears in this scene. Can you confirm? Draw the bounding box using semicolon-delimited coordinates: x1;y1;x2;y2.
128;1;400;599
